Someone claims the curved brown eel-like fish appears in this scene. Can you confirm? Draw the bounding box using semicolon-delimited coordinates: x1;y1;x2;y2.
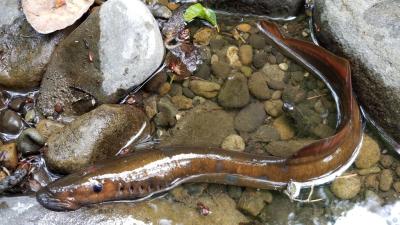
36;21;363;211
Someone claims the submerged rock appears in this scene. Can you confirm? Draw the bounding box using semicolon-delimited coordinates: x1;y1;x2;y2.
161;101;236;147
234;103;266;133
237;188;273;216
44;104;151;174
355;135;381;169
331;174;361;199
0;0;66;89
0;194;248;225
315;0;400;143
218;73;250;108
38;0;164;116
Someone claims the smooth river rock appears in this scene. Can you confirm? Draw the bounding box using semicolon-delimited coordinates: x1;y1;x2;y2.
314;0;400;143
0;193;248;225
0;0;66;89
37;0;164;116
44;104;152;174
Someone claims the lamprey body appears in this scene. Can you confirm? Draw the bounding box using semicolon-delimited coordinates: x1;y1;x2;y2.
37;21;363;211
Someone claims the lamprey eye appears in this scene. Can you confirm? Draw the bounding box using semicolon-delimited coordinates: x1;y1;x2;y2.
93;183;103;193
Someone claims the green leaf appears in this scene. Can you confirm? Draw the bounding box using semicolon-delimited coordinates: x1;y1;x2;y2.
183;3;218;28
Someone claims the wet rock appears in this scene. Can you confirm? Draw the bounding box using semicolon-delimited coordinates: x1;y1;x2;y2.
278;62;288;71
171;95;193;110
158;82;171;96
38;0;164;116
154;97;177;127
169;83;183;96
365;174;379;190
379;154;394;168
182;87;196;98
211;61;231;79
189;80;220;98
262;64;286;82
0;143;18;170
148;3;172;19
330;174;361;199
0;109;23;134
282;85;306;103
35;119;65;141
240;66;252;77
237;188;272;216
17;128;45;155
9;97;25;112
253;51;267;69
194;27;214;45
248;72;272;100
0;194;248;225
218;73;250;108
234;103;266;133
226;46;241;67
266;139;314;157
45;104;151;174
358;166;381;176
272;115;295;140
355;135;381;169
379;169;393;191
264;99;283;117
192;96;206;106
315;0;400;142
144;71;167;93
271;90;282;100
248;34;266;49
251;125;280;142
239;45;253;65
221;134;245;151
236;23;251;33
210;38;225;50
161;101;236;147
0;0;66;89
393;182;400;193
194;63;211;80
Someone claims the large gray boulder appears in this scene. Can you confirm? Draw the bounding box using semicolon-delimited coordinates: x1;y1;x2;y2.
37;0;164;116
314;0;400;142
0;0;66;90
44;104;152;174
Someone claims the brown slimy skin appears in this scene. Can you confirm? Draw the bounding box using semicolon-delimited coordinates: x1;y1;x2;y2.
36;21;363;211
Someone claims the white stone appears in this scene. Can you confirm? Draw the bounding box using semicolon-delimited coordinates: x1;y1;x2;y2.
99;0;164;95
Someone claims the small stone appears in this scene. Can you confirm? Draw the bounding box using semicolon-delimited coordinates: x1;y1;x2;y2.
264;100;283;117
236;23;251;33
210;38;225;50
54;102;64;114
249;34;266;49
143;95;158;119
226;46;242;67
253;52;267;69
240;66;253;77
211;61;231;79
218;73;250;108
234;103;266;133
154;97;178;127
17;128;45;155
194;27;214;45
379;169;393;192
267;55;277;64
282;85;306;103
168;83;183;97
278;63;289;71
9;97;26;112
36;119;65;141
237;188;272;216
195;63;211;80
182;87;195;99
330;174;361;199
0;143;18;170
271;90;282;100
158;82;171;96
24;109;36;123
171;95;193;110
267;79;285;90
189;80;221;98
266;139;314;157
355;135;381;169
393;182;400;193
262;64;286;82
251;125;280;142
379;154;394;168
166;2;179;10
272;115;295;140
0;171;6;182
365;174;379;190
357;166;381;176
239;45;253;65
0;109;23;134
192;96;206;106
221;134;245;152
248;72;272;100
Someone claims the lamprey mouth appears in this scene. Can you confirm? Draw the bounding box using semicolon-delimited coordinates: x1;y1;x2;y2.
36;187;80;211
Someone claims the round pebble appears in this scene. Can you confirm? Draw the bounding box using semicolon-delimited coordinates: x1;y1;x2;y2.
236;23;251;33
158;82;171;96
278;63;288;71
379;169;393;191
248;34;266;49
17;128;45;155
221;134;245;152
330;174;361;199
393;181;400;193
190;80;220;98
0;109;23;134
379;154;394;168
0;143;18;170
355;135;381;169
239;45;253;65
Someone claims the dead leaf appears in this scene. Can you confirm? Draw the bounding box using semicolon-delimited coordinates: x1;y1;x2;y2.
22;0;95;34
